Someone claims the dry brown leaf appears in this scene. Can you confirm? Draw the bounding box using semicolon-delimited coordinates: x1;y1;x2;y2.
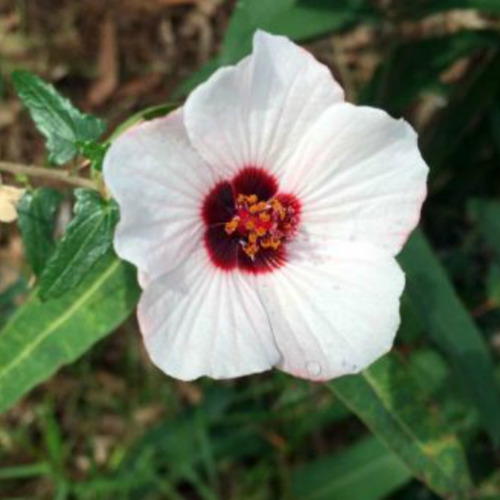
176;380;203;404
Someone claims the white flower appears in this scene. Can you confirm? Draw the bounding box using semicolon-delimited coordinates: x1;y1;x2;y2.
103;31;428;381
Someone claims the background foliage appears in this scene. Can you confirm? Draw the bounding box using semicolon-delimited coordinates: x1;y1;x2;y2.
1;0;500;499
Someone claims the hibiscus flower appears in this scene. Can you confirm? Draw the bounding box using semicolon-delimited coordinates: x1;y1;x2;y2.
103;30;428;381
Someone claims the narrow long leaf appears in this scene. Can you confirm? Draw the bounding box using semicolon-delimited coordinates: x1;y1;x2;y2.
421;52;500;172
0;254;139;414
328;355;472;497
399;229;500;444
361;31;500;114
292;436;411;500
468;199;500;261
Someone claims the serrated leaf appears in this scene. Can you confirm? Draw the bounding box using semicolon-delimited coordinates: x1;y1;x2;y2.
328;355;472;497
399;229;500;445
39;189;119;300
0;253;139;414
292;436;411;500
11;70;106;165
17;188;62;276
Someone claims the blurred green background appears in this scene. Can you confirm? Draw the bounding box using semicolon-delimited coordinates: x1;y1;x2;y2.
1;0;500;499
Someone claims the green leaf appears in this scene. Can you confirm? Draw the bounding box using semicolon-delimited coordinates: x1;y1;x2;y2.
361;31;500;113
422;52;500;172
489;105;500;156
0;72;5;98
223;0;376;63
469;199;500;306
17;188;62;276
0;279;28;330
0;254;139;414
76;140;109;172
107;102;179;143
0;462;50;480
478;469;500;499
292;436;411;500
174;0;376;97
11;70;106;165
408;349;449;397
487;265;500;305
468;199;500;263
38;189;119;300
399;229;500;445
268;0;378;42
328;355;472;497
408;349;477;433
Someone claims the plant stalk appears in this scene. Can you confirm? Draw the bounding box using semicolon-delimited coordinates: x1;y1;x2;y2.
0;161;98;190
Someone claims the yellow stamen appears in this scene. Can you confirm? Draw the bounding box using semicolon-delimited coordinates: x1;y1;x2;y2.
248;232;258;244
243;243;259;259
224;192;296;260
225;218;239;234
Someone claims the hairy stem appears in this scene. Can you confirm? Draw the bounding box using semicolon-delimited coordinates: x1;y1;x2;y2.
0;161;98;190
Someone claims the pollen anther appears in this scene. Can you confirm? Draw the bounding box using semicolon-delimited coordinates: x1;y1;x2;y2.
224;192;298;260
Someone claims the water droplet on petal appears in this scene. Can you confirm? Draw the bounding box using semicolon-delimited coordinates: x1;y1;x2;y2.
306;361;322;378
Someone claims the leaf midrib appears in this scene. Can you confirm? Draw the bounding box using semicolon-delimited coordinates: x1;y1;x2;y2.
25;83;75;141
331;371;466;495
362;370;460;490
0;259;120;386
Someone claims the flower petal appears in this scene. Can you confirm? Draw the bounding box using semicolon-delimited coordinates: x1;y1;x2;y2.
257;237;405;381
184;30;344;177
280;103;428;255
138;249;280;380
0;199;18;223
103;110;215;278
0;185;24;223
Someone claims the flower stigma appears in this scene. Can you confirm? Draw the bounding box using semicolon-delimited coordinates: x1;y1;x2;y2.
224;193;298;260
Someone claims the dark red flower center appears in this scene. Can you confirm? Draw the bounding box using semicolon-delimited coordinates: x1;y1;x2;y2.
202;167;300;274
